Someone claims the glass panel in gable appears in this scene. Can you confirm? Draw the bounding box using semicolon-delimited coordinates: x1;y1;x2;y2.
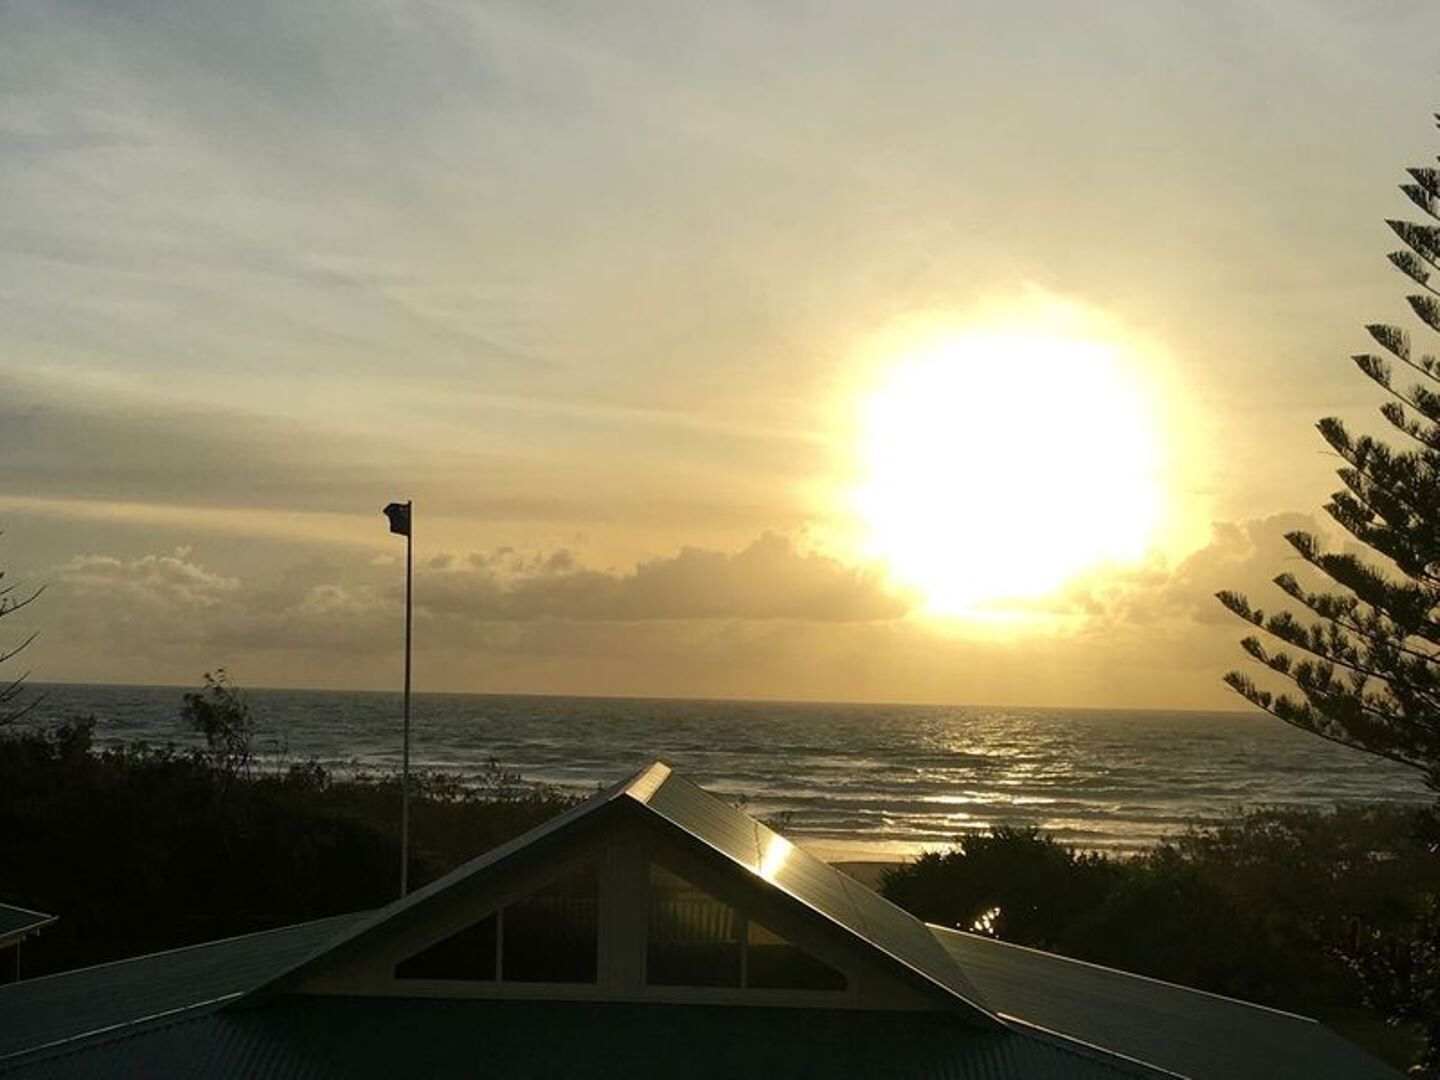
746;921;847;991
646;863;742;987
394;912;497;981
501;864;599;983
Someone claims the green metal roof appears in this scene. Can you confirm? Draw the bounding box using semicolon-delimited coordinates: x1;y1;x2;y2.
1;997;1168;1079
932;926;1398;1080
0;912;363;1060
0;762;1406;1078
0;905;55;949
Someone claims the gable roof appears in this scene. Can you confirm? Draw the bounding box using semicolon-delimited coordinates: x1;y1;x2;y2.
244;761;1003;1025
637;765;997;1015
0;761;1406;1079
932;926;1399;1080
0;905;56;950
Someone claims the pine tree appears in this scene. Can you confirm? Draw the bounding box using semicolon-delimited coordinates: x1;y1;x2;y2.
1217;118;1440;793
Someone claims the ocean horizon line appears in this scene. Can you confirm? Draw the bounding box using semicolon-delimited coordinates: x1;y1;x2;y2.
24;679;1257;719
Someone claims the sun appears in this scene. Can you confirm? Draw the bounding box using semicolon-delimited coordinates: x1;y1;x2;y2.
852;327;1165;617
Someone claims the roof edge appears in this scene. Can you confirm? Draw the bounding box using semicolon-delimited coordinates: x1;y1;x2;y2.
929;925;1319;1024
0;902;58;946
0;919;57;947
0;902;57;922
0;992;242;1068
0;912;359;995
998;1013;1184;1079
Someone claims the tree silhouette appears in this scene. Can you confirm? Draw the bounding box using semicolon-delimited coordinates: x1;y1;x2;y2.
181;668;256;778
0;538;41;723
1218;117;1440;793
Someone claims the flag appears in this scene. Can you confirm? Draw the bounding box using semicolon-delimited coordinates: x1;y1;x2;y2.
383;501;411;537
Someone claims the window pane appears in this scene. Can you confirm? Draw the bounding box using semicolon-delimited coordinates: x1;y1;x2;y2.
646;863;742;987
746;921;847;991
501;864;599;983
395;913;497;981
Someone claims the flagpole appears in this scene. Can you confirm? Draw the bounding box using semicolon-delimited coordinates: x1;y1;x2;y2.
401;499;413;897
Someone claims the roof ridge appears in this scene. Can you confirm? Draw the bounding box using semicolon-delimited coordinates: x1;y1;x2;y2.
621;760;671;802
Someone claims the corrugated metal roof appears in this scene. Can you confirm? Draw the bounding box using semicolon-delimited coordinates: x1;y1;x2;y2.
0;904;55;947
633;766;998;1022
0;997;1169;1079
931;926;1401;1080
0;912;364;1061
0;761;1404;1078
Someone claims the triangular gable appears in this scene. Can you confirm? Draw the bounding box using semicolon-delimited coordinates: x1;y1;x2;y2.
631;765;999;1021
645;861;848;991
238;764;643;1004
239;761;1001;1028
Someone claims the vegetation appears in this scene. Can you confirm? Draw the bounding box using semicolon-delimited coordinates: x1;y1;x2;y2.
4;667;1436;1070
882;812;1440;1073
1218;120;1440;791
0;713;577;978
181;668;257;778
0;545;41;723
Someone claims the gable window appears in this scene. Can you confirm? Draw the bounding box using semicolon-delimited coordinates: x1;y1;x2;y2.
502;864;599;983
646;863;846;992
395;913;497;981
647;863;743;987
394;864;599;985
746;920;847;991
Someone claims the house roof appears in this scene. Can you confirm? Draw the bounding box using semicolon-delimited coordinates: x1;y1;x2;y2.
933;926;1399;1080
639;764;996;1015
245;761;1000;1024
0;905;56;951
0;913;363;1060
1;999;1164;1080
0;761;1406;1079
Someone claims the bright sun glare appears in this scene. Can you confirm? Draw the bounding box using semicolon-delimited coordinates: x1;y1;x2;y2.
854;328;1164;617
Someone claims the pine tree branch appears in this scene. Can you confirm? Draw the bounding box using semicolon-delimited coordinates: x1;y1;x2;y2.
1285;534;1440;645
1223;672;1429;772
1242;625;1440;714
1276;574;1440;670
1365;324;1440;389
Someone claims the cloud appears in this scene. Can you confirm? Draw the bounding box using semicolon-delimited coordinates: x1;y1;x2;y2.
5;0;1437;612
29;534;908;688
421;532;909;622
18;515;1342;710
1075;512;1329;633
58;551;240;616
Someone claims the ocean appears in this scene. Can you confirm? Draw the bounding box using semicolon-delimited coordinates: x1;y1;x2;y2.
21;682;1429;861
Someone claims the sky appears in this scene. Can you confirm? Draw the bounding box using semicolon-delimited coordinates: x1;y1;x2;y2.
3;0;1439;707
